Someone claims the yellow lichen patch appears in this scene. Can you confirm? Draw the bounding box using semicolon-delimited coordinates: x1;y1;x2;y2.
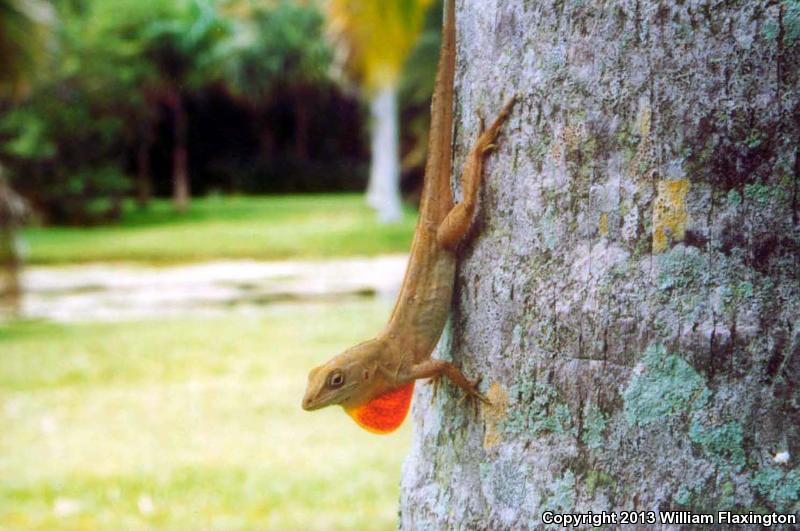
652;179;690;253
482;381;509;450
549;129;564;161
549;123;584;163
628;105;655;182
599;213;609;237
638;106;652;138
563;124;582;154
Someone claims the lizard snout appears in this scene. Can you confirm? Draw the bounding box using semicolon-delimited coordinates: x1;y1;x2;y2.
301;395;314;411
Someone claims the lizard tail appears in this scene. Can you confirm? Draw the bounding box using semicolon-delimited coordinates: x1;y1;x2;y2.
418;0;456;219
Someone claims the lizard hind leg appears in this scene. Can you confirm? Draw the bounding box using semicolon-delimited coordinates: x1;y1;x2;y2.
436;96;517;251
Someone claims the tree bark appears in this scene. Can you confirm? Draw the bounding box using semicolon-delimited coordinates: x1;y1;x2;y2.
366;84;403;223
168;88;190;212
400;1;800;528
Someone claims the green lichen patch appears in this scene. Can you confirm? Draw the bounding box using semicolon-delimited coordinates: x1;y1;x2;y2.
536;205;560;252
673;476;737;512
750;466;800;512
544;470;576;513
720;481;736;510
656;246;707;292
512;324;524;349
688;417;746;471
585;469;613;498
653;247;711;325
787;0;800;42
743;183;789;206
581;402;607;450
675;485;693;505
727;189;742;207
763;0;800;44
720;281;755;314
623;344;710;427
503;380;576;438
480;460;529;510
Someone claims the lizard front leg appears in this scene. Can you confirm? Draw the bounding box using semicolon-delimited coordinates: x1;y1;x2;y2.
436;96;516;251
406;359;489;404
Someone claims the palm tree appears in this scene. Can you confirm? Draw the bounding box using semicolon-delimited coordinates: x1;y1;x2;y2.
142;0;230;211
326;0;433;222
0;0;51;312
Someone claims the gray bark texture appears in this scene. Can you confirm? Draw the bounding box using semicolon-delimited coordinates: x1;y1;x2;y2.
400;0;800;528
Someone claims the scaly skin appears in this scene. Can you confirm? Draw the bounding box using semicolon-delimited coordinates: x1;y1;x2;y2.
302;0;515;424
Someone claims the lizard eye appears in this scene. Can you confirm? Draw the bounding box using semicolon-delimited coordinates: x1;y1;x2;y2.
327;370;345;389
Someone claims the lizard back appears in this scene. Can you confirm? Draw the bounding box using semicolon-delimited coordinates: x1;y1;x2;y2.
384;0;458;362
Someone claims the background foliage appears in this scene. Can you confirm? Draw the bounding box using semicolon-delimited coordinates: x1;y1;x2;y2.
0;0;442;224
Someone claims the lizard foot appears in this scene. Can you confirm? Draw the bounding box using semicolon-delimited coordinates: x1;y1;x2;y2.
477;96;517;156
409;360;489;408
458;375;490;407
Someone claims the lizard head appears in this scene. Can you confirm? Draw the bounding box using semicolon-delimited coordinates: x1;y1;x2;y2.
301;339;382;411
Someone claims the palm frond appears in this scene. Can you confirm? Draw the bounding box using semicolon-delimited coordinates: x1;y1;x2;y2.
326;0;433;91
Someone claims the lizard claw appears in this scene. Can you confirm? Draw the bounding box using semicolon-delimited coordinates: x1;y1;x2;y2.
480;96;517;147
429;374;442;402
458;375;490;408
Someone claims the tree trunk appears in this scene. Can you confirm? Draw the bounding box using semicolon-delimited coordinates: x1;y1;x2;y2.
0;172;25;314
168;89;190;212
0;225;21;312
136;132;153;209
365;84;403;223
400;1;800;528
259;127;275;162
294;89;310;160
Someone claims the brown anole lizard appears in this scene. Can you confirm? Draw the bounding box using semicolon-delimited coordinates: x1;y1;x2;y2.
302;0;515;434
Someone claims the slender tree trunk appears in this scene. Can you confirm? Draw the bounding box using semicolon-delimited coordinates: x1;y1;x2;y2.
136;120;154;209
0;222;21;312
0;172;25;315
168;89;189;212
400;1;800;528
0;226;21;313
294;89;310;160
259;128;274;162
366;84;403;222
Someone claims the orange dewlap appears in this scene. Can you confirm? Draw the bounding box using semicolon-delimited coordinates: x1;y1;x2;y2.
345;382;415;434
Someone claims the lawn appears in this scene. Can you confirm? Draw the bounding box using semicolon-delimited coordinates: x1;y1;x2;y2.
0;300;412;530
23;195;417;265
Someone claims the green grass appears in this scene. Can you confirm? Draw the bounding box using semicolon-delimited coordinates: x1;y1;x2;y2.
23;195;417;265
0;300;411;530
